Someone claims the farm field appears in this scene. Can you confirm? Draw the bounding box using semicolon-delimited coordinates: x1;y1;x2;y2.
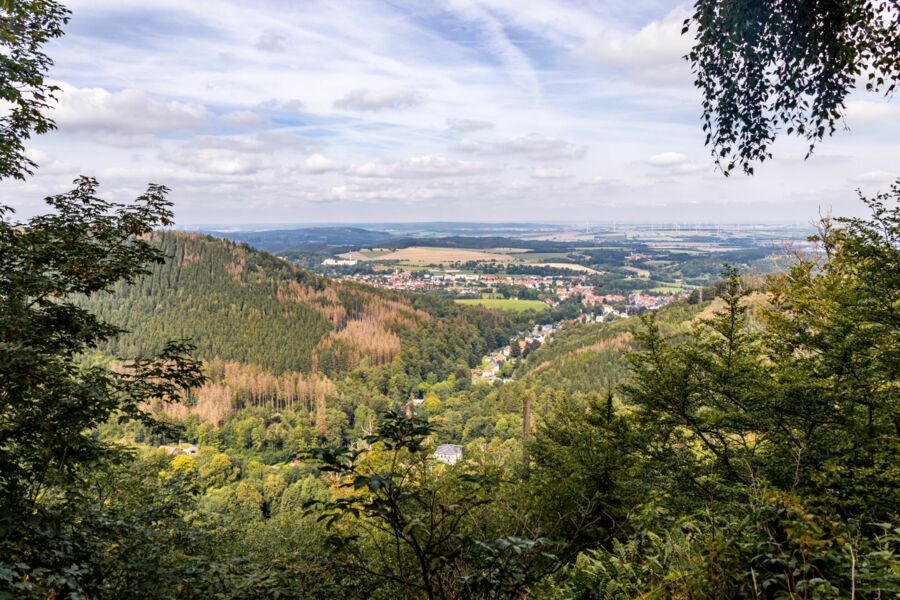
455;298;549;312
373;247;513;263
358;249;393;258
649;283;694;293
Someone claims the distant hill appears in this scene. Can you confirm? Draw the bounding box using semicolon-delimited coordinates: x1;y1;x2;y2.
81;232;520;379
205;228;578;255
207;227;396;252
387;236;573;252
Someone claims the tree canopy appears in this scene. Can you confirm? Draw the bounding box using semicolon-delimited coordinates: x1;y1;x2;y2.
687;0;900;174
0;0;69;180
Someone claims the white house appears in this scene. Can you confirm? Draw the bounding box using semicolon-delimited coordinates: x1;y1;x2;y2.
181;444;199;456
434;444;463;465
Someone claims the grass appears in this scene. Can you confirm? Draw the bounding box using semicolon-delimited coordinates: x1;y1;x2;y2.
647;279;695;294
455;298;548;313
359;249;392;258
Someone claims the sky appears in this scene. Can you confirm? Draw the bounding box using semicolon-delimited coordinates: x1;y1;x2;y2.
1;0;898;225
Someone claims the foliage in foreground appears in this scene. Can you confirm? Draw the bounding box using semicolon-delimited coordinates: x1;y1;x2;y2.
306;410;555;600
535;183;900;598
3;180;898;598
687;0;899;175
0;179;205;597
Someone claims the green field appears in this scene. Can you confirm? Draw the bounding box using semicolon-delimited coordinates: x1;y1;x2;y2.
648;281;695;294
455;298;548;312
359;249;392;258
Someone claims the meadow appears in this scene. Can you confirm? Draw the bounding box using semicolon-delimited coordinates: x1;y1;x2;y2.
455;298;549;312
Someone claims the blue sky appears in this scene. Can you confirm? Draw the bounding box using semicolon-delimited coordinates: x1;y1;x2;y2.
2;0;897;224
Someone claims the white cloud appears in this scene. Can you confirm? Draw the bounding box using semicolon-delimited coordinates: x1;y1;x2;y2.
52;82;207;134
446;118;494;132
163;147;266;175
672;163;706;174
350;155;492;178
159;133;322;176
322;176;501;204
298;153;342;174
494;135;586;160
844;101;900;126
333;88;423;111
531;166;572;179
648;152;688;166
190;133;320;154
646;151;706;175
576;8;691;83
24;148;52;166
850;170;896;183
258;99;306;113
451;139;484;153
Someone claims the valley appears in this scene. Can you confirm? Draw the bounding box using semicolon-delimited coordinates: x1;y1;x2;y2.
4;2;897;597
203;221;800;322
77;225;735;456
80;225;769;456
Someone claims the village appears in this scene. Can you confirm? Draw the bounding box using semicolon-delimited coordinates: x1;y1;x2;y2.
330;265;569;295
322;259;690;388
471;321;561;383
331;267;686;312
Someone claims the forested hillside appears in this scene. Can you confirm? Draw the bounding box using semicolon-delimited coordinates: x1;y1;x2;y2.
518;285;768;393
519;301;701;393
81;231;522;379
82;232;333;372
77;231;529;433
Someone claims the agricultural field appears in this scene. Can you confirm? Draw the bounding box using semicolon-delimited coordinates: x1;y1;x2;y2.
360;247;600;273
358;249;394;258
649;283;694;294
455;298;549;312
373;247;513;264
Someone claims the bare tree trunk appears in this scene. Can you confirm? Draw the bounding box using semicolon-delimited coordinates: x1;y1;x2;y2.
315;389;327;439
312;353;327;438
522;391;533;468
